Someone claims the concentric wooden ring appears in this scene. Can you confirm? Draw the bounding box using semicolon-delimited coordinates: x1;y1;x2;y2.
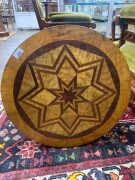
1;25;131;147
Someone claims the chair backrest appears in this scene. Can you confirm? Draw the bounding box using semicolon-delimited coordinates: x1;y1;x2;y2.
112;4;135;46
115;5;135;81
32;0;45;30
119;4;135;47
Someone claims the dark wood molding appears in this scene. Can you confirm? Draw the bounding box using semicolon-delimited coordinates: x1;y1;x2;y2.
111;16;120;42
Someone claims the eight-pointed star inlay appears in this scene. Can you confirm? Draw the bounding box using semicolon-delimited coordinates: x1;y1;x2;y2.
17;44;117;136
48;76;89;114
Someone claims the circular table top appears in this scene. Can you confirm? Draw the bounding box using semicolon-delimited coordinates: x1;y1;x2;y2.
1;25;131;147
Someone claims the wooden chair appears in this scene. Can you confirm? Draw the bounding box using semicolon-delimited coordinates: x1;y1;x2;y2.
111;4;135;81
32;0;96;30
112;4;135;108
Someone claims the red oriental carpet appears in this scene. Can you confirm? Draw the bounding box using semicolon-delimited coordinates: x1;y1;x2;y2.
0;81;135;180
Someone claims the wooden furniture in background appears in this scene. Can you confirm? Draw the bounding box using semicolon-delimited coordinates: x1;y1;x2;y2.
2;15;15;30
32;0;96;30
112;16;135;46
111;4;135;81
42;1;58;20
119;18;135;47
1;25;131;147
0;16;9;37
112;15;120;42
0;0;14;36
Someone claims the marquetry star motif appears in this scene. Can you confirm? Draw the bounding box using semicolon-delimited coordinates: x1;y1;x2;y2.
17;44;118;135
48;76;89;114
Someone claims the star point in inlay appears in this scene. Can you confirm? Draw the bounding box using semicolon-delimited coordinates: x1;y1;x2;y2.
48;76;89;114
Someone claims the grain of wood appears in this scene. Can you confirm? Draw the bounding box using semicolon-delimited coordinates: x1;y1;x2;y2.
1;25;131;147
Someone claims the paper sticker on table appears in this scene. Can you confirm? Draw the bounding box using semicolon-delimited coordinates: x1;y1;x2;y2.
13;47;24;59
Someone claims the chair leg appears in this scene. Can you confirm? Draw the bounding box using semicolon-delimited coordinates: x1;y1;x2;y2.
111;16;120;42
111;18;116;41
119;23;128;47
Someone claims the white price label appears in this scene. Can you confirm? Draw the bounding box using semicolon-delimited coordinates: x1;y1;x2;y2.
13;47;24;59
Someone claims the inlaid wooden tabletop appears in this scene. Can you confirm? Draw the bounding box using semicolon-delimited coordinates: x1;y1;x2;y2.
1;25;131;147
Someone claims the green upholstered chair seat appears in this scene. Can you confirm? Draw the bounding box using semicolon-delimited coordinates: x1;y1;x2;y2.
120;4;135;19
50;14;92;22
120;42;135;73
113;40;119;46
33;0;96;30
35;0;92;23
49;12;74;17
113;41;135;73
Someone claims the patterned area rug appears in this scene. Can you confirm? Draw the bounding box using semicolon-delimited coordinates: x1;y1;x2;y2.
0;85;135;180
